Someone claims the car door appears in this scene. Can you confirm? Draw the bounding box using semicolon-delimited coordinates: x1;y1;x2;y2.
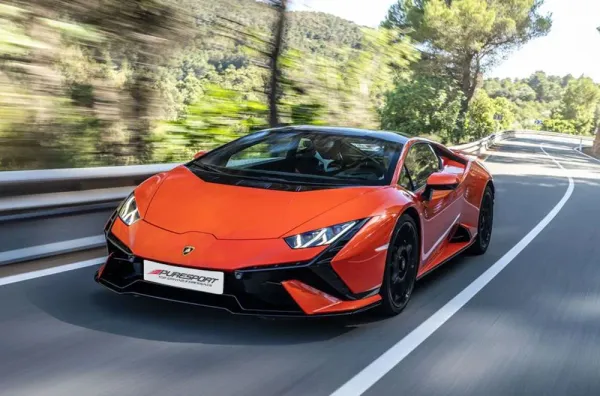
399;142;462;263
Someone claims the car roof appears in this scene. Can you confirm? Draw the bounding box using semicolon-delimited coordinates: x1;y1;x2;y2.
269;125;410;145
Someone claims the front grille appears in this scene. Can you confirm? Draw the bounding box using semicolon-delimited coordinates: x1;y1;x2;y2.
98;252;303;314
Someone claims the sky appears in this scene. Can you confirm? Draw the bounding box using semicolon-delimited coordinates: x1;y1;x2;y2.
289;0;600;82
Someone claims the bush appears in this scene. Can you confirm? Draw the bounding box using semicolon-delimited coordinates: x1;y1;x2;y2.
380;76;463;144
541;117;577;134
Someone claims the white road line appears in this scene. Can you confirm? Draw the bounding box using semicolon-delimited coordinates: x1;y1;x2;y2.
330;144;575;396
0;257;105;287
573;147;600;164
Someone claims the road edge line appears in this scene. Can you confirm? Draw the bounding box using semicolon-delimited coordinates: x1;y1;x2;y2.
573;146;600;164
330;144;575;396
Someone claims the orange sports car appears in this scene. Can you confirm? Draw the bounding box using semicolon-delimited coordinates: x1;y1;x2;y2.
96;126;494;317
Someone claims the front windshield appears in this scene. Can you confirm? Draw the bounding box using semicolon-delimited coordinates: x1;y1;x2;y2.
191;130;403;186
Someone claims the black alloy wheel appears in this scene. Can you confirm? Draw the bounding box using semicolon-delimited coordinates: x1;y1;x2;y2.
468;185;494;255
378;213;419;316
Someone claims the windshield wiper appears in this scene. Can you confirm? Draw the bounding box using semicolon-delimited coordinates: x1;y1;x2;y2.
242;174;351;187
190;162;230;175
191;163;364;186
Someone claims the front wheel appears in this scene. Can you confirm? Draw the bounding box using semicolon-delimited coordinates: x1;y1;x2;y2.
467;185;494;255
377;213;419;316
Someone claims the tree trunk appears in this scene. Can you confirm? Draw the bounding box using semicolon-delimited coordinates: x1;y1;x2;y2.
593;127;600;155
454;57;474;139
269;0;286;128
129;60;154;163
454;54;481;141
455;97;470;138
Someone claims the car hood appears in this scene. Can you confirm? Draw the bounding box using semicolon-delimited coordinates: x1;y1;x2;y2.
142;167;376;239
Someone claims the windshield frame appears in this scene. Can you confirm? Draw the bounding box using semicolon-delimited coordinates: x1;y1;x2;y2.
187;129;403;187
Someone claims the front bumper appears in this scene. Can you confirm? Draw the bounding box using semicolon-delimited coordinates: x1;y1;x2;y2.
95;224;381;317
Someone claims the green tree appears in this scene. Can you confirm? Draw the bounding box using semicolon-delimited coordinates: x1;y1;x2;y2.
384;0;551;134
492;97;516;130
483;78;504;98
380;75;463;143
511;83;537;102
561;74;575;88
465;90;496;140
558;77;600;135
463;91;517;139
527;71;562;102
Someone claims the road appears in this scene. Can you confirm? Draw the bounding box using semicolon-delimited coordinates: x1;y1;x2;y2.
1;136;599;396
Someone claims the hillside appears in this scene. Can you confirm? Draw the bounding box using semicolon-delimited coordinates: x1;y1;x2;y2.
0;0;398;169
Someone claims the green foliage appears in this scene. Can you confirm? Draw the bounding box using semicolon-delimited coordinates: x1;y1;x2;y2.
485;76;560;104
465;91;496;140
527;71;563;102
557;77;600;135
6;0;596;170
462;91;518;140
0;0;416;170
382;71;524;145
384;0;552;134
511;83;538;102
154;85;268;162
481;73;584;130
542;117;577;134
280;27;417;129
492;97;516;131
483;74;600;135
290;103;326;125
380;75;463;144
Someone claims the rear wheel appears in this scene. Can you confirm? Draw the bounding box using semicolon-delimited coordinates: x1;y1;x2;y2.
377;214;419;316
467;185;494;255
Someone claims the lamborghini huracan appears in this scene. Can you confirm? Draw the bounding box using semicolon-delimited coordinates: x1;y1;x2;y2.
96;126;494;317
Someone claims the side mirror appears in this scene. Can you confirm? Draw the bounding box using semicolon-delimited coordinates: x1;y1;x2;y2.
423;172;459;201
193;150;207;159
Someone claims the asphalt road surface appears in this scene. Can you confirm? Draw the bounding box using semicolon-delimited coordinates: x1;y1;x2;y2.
1;136;600;396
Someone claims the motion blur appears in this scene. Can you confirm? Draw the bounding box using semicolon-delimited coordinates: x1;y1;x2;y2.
8;0;595;172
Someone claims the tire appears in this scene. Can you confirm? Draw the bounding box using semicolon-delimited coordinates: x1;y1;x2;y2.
467;185;494;255
377;213;420;317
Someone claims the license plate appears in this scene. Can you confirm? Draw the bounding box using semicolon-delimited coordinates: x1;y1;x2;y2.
143;260;224;295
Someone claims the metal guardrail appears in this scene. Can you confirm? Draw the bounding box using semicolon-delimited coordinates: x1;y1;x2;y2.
0;235;106;266
0;129;595;266
0;163;178;200
449;129;593;156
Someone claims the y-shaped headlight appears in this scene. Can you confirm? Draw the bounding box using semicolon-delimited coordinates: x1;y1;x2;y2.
118;193;141;226
284;220;358;249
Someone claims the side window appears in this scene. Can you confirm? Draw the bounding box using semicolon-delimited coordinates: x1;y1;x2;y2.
403;144;440;191
399;165;413;190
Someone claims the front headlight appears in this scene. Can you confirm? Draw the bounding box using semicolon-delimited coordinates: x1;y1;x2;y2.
118;193;141;226
284;220;358;249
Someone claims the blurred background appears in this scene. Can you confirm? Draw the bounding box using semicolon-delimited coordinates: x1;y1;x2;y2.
1;0;599;171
